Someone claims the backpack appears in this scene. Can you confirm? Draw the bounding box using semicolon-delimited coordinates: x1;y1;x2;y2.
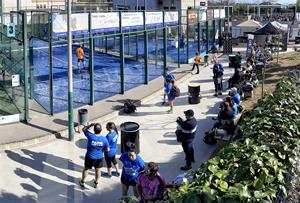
172;86;180;97
123;100;136;114
203;130;217;144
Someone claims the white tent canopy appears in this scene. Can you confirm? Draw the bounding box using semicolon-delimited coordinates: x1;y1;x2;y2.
232;20;263;38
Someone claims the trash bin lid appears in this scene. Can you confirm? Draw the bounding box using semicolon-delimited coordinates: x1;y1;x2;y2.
78;108;88;114
120;122;140;132
188;82;200;87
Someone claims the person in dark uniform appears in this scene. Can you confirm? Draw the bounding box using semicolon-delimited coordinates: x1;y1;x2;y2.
176;109;197;170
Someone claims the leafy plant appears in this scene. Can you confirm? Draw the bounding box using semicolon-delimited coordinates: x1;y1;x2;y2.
164;79;300;203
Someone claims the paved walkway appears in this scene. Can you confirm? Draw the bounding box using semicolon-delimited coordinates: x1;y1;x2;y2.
0;50;238;203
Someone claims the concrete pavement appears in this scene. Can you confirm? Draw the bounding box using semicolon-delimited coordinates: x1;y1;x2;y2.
0;50;242;203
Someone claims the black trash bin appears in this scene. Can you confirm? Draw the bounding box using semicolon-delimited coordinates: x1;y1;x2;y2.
188;83;201;104
78;109;89;132
228;55;236;68
295;36;300;44
120;122;140;154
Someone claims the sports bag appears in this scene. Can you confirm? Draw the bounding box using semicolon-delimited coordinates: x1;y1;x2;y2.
172;86;180;97
123;100;136;114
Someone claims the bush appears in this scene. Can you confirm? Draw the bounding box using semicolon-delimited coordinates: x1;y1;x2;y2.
165;79;300;203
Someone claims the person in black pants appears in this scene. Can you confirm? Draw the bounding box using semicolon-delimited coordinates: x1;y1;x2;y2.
176;109;197;171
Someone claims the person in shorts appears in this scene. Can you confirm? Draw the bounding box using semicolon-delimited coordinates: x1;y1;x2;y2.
104;122;120;177
76;44;85;72
162;68;175;105
79;123;109;188
119;145;145;197
191;52;201;74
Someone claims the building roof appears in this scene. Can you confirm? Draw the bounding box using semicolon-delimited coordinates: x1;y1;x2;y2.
236;20;263;28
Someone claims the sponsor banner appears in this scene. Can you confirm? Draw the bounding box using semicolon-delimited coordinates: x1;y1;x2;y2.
207;10;213;21
146;12;163;28
214;9;220;19
188;10;198;24
92;12;119;33
199;9;207;21
121;12;143;30
164;11;179;25
52;13;88;36
220;9;226;19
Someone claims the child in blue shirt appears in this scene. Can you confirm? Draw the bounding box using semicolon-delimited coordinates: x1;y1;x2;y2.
79;123;109;188
104;122;120;177
120;145;145;197
162;68;175;105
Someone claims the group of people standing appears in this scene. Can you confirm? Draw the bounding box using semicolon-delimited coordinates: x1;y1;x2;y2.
79;122;167;202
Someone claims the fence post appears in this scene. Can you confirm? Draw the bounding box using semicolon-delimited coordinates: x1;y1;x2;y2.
178;10;181;68
197;10;201;54
186;9;189;64
22;11;29;123
48;12;54;115
29;38;34;99
143;11;148;84
89;12;94;105
119;11;125;94
120;33;125;94
205;20;209;54
163;11;167;69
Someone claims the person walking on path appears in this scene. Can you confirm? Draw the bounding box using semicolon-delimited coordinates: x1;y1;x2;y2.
136;162;166;202
166;80;180;113
76;44;85;72
191;52;201;74
104;122;120;177
212;61;224;96
120;145;145;197
176;109;197;170
162;68;175;105
79;123;110;188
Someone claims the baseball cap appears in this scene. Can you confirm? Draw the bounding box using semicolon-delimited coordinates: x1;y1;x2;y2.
230;87;237;95
184;109;194;117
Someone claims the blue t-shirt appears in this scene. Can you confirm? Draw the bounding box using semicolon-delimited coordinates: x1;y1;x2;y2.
232;103;238;119
166;84;175;101
163;73;175;88
84;130;109;160
105;131;118;157
231;93;241;105
120;152;145;181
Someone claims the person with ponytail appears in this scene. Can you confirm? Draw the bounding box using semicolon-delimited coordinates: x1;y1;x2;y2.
104;122;120;177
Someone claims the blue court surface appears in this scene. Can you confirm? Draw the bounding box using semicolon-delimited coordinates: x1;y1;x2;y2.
32;35;212;113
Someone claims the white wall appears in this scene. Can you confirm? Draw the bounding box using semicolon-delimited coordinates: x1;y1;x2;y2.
3;0;67;12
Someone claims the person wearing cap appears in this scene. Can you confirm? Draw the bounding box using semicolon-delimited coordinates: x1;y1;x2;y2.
176;109;197;170
229;87;241;105
212;61;224;96
76;44;85;73
136;162;166;202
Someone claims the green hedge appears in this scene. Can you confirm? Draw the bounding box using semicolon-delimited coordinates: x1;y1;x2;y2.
165;79;300;203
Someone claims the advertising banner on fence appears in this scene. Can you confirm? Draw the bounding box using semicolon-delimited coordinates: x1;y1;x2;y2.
146;12;163;28
199;9;207;21
92;12;119;32
220;9;225;19
188;10;198;24
164;11;178;25
206;10;213;21
214;9;220;19
52;13;88;36
121;12;143;30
